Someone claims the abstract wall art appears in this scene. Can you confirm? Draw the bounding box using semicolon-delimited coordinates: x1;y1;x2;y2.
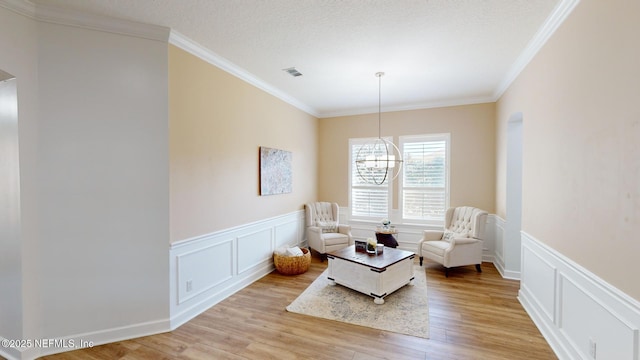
259;146;292;195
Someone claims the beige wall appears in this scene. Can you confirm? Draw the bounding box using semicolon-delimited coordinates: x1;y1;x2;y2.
169;45;318;242
496;0;640;300
318;103;496;213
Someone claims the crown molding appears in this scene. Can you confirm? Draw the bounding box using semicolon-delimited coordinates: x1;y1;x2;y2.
169;30;319;118
0;0;170;42
35;2;170;41
492;0;581;100
318;95;495;119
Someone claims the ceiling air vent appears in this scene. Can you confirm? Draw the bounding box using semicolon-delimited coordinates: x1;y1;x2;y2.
283;67;303;77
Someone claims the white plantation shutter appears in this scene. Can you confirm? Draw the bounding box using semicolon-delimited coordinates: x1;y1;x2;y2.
350;138;391;219
400;134;449;224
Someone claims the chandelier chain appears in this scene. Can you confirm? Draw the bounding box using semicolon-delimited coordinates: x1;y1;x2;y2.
376;72;384;139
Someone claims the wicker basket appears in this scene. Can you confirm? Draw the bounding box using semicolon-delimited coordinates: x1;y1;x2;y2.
274;248;311;275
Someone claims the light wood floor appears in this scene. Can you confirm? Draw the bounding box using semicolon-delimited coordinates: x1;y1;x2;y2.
38;257;557;360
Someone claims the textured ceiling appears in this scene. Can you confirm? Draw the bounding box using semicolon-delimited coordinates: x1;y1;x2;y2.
31;0;562;117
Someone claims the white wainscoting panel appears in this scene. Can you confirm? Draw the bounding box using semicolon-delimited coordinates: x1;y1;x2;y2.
520;242;556;323
340;206;427;253
237;228;272;274
560;276;638;360
519;232;640;360
347;221;429;253
169;210;305;329
344;207;498;258
482;214;498;264
488;215;506;278
177;239;234;304
275;219;301;249
395;227;425;252
489;215;521;279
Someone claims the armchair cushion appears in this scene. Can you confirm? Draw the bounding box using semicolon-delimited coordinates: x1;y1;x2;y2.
443;229;469;242
421;240;451;257
322;232;350;246
316;220;338;233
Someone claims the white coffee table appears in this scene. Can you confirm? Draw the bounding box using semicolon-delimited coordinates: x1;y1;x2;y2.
326;245;415;304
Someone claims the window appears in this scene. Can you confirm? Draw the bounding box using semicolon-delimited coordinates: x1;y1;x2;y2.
400;134;450;224
349;138;392;220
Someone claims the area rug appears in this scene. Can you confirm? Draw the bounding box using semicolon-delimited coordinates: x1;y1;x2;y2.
286;265;429;339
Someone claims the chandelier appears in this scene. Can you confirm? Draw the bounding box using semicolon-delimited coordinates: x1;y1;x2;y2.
355;72;403;185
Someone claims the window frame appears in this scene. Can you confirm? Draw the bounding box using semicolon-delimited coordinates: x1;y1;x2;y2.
398;133;450;226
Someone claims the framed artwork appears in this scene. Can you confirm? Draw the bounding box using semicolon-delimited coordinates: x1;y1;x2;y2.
259;146;292;195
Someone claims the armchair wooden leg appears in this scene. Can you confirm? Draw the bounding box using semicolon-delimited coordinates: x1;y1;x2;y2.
475;264;482;273
445;268;449;277
419;256;423;266
309;248;326;262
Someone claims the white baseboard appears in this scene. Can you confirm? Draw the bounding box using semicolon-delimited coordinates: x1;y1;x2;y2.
493;255;521;280
0;339;24;360
169;210;305;329
1;319;170;360
519;232;640;360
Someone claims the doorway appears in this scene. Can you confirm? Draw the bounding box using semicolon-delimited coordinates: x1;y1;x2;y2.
0;69;21;340
505;112;523;278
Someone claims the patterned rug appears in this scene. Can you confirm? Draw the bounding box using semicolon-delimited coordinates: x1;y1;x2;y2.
286;265;429;338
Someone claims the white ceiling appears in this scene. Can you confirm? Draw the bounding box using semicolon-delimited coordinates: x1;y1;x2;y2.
31;0;564;117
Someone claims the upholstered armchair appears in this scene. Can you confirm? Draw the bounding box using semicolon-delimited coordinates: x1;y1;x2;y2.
305;202;353;260
418;206;488;277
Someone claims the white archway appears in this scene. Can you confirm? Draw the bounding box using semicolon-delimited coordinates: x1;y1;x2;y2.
504;112;523;278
